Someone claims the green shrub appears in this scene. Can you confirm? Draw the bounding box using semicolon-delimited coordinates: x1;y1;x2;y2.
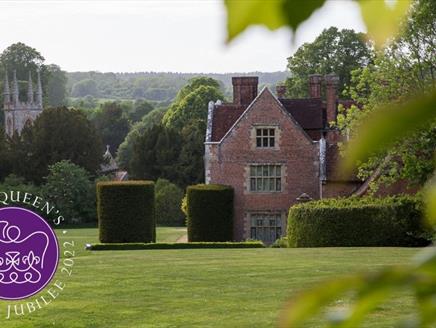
42;160;95;224
155;179;184;226
87;241;264;251
271;236;289;248
0;174;41;212
288;196;431;247
187;184;234;242
97;181;155;243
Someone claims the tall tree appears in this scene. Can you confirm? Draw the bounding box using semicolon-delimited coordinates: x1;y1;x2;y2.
128;99;154;123
336;0;436;191
0;42;44;81
42;160;95;224
116;107;167;169
0;43;68;110
174;76;223;102
127;77;224;187
285;27;373;98
163;85;224;130
91;102;131;154
10;107;103;184
71;79;99;97
0;127;10;181
177;120;207;186
46;64;68;106
129;124;182;182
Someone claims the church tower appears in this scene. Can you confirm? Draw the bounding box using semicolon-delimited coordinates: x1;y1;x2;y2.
3;69;44;137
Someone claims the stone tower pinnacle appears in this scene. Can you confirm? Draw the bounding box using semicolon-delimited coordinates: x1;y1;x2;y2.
27;71;34;104
3;69;44;137
36;69;42;108
12;70;19;105
3;70;10;105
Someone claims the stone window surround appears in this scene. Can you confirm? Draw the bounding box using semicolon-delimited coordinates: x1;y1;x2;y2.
244;163;287;194
250;124;281;150
243;210;287;241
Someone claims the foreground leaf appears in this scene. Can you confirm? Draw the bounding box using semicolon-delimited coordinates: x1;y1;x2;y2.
278;276;362;327
424;180;436;227
344;91;436;173
357;0;412;47
225;0;286;42
280;249;436;328
224;0;325;42
279;268;411;328
281;0;325;31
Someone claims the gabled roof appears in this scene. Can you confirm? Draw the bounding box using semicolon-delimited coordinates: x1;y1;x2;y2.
209;89;325;142
211;104;246;142
279;98;324;130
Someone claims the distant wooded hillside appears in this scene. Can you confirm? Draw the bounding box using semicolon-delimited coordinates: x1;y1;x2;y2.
66;71;289;104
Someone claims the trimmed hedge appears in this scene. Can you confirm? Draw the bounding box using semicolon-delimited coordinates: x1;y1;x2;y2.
187;184;234;242
97;181;155;243
288;196;431;247
87;241;264;251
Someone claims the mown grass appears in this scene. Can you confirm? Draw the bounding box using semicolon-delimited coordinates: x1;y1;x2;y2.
1;228;423;328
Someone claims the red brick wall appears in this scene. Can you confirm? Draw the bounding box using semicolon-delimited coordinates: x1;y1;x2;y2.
207;89;320;241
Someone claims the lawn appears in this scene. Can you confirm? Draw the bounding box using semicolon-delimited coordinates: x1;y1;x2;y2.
2;228;423;328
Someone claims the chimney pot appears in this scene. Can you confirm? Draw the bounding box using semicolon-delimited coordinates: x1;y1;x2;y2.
276;85;286;98
325;73;339;124
232;76;258;105
308;74;322;98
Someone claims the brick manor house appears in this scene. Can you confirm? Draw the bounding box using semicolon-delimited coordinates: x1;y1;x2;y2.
204;75;362;243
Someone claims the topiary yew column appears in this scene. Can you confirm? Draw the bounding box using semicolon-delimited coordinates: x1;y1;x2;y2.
97;181;155;243
187;184;234;242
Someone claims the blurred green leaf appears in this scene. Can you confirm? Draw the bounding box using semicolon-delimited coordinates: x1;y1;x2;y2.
279;276;362;327
344;91;436;173
413;247;436;273
281;0;325;31
224;0;325;42
333;268;411;328
357;0;411;48
279;260;436;327
225;0;286;42
424;180;436;227
279;268;414;328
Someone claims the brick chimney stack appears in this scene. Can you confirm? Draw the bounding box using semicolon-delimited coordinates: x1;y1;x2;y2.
276;85;286;98
325;73;339;124
232;77;258;105
308;74;322;98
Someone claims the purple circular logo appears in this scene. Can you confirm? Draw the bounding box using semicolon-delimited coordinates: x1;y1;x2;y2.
0;207;59;300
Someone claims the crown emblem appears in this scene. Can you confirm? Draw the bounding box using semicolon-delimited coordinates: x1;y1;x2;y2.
0;220;50;285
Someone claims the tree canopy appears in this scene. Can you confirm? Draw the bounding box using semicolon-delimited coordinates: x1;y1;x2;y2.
116;107;167;169
285;27;373;98
127;77;224;187
0;42;68;112
5;107;103;184
336;0;436;192
90;102;131;154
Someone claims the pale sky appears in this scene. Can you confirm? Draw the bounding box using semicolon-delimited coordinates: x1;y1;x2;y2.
0;0;366;73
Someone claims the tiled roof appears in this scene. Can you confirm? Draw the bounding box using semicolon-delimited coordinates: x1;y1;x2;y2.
279;98;324;130
210;97;325;142
211;104;246;142
326;144;360;182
